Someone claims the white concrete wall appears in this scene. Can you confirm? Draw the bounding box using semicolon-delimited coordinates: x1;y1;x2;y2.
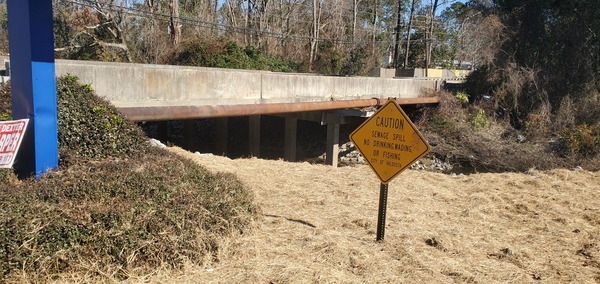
48;59;439;108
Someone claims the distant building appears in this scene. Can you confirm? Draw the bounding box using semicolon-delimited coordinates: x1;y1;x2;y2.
395;68;469;78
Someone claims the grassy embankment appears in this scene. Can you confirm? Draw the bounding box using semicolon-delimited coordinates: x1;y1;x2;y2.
0;76;259;282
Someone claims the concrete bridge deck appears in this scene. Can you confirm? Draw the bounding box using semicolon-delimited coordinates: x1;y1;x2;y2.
51;59;440;121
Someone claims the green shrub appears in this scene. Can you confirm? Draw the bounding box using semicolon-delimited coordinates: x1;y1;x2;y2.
470;108;490;130
0;150;259;280
455;91;469;105
0;168;16;183
427;114;455;132
0;75;149;163
56;75;151;164
174;40;296;72
0;81;10;120
341;46;370;76
0;77;259;281
524;112;551;139
560;124;599;156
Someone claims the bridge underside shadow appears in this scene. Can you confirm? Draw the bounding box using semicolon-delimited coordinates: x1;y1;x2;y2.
142;105;426;167
144;114;360;166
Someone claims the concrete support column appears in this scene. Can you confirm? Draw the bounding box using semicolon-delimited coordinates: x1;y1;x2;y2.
323;111;352;167
216;117;228;155
183;119;197;150
326;122;340;167
284;116;297;162
249;115;261;157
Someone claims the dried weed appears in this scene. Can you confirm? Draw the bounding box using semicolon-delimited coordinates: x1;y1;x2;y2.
137;151;600;283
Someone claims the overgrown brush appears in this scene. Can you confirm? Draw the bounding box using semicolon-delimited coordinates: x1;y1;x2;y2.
417;91;571;172
470;108;490;130
174;39;297;72
56;74;151;164
560;124;600;157
0;77;259;281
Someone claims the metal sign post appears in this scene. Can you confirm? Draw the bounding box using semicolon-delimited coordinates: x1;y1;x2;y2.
376;182;389;241
350;98;431;241
7;0;59;177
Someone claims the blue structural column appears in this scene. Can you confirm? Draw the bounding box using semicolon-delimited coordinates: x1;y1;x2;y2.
7;0;59;177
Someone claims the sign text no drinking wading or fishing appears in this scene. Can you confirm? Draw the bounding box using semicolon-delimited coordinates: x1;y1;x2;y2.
350;99;431;241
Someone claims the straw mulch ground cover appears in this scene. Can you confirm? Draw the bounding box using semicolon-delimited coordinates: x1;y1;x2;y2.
133;147;600;283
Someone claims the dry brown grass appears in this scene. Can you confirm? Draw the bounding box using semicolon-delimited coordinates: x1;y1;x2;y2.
73;147;600;283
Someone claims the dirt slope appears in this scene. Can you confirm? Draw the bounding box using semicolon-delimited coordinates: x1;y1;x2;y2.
153;147;600;283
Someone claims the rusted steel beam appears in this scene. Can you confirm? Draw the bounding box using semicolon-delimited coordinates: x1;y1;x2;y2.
118;97;439;121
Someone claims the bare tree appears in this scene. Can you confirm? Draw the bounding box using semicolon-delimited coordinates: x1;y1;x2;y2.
457;12;503;68
371;0;378;52
424;0;438;76
214;0;219;35
403;0;416;68
53;0;132;62
309;0;322;70
169;0;181;47
352;0;361;41
392;0;403;67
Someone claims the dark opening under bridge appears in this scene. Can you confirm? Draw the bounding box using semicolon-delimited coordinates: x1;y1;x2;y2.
3;58;444;166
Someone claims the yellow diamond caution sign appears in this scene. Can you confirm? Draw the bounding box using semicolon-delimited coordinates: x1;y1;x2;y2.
350;99;431;184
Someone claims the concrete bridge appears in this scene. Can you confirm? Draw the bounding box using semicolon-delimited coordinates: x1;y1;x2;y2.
3;58;443;166
51;59;440;120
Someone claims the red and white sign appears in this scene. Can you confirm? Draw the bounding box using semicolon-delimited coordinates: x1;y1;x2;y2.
0;119;29;168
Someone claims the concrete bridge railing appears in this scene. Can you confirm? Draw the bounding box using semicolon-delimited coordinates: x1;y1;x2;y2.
51;60;440;120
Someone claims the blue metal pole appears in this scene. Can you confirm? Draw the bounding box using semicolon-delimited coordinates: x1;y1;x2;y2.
7;0;59;178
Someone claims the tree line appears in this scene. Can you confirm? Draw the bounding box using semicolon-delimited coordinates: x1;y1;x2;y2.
1;0;488;74
463;0;599;145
